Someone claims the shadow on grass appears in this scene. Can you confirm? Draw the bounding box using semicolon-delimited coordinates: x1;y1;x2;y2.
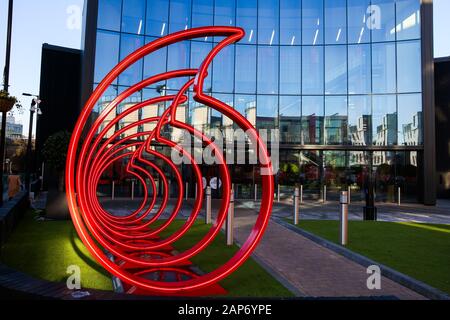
69;228;111;278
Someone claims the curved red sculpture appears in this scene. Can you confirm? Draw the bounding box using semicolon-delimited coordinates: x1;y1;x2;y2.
66;26;274;295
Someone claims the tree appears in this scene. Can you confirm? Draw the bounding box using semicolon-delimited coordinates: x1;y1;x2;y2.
42;131;71;191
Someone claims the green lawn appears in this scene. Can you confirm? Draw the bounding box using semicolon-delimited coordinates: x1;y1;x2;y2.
288;219;450;295
0;211;293;297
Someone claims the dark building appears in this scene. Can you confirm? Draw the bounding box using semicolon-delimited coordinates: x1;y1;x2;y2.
435;56;450;199
37;44;82;188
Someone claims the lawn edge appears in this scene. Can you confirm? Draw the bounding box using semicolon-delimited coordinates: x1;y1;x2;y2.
273;217;450;301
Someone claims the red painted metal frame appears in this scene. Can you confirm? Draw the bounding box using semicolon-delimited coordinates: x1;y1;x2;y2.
66;26;274;295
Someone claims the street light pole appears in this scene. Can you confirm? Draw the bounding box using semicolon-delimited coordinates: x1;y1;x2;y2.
0;0;14;206
23;94;42;194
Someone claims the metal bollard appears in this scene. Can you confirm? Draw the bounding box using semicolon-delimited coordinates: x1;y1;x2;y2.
206;186;212;224
131;180;135;200
294;187;300;225
226;189;235;246
254;184;258;202
300;185;304;204
340;191;349;246
347;185;351;204
398;187;401;206
300;185;303;204
277;184;281;202
112;181;115;200
323;185;327;203
195;183;198;199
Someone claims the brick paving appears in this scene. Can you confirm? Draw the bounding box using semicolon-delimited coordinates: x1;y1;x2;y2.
232;208;425;299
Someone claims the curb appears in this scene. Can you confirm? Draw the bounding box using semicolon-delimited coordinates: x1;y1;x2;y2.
273;217;450;301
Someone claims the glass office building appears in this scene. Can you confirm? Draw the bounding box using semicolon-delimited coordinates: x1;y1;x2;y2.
81;0;435;204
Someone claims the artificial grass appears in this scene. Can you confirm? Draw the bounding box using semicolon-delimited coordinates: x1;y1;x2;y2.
0;211;293;297
0;211;113;290
289;219;450;295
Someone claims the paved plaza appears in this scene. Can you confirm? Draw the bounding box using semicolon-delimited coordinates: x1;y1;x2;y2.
97;196;450;299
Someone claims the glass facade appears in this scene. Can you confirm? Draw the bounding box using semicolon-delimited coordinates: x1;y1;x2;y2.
91;0;425;202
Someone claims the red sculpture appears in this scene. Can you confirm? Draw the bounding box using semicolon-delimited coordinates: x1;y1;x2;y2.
66;26;274;295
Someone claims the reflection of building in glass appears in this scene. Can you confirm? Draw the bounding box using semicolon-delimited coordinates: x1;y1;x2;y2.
280;116;301;144
80;0;435;204
324;114;347;145
402;111;423;146
374;113;397;147
349;115;371;146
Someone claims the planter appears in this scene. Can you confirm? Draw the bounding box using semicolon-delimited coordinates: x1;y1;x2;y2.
0;98;15;113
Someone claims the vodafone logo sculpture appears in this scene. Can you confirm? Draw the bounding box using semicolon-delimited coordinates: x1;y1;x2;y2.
65;27;274;295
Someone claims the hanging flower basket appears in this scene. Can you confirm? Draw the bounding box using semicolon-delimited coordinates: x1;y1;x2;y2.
0;90;17;113
0;97;16;112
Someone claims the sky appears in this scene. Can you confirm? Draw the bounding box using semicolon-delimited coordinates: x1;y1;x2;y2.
0;0;450;137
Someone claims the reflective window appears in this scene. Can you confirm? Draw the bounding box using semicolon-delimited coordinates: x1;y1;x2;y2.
302;0;324;45
213;45;235;93
349;150;370;202
258;0;279;45
372;95;397;146
235;94;257;127
280;0;302;45
302;96;324;144
325;96;347;145
348;96;371;146
348;44;371;94
236;0;257;45
325;0;347;44
95;30;120;84
373;150;396;201
280;46;301;94
191;41;213;90
119;34;144;86
143;37;167;87
257;95;278;131
189;92;209;130
280;96;301;143
212;93;233;140
323;151;347;196
371;0;395;42
169;0;191;33
215;0;235;27
93;0;425;151
122;0;146;34
167;41;191;90
235;45;257;94
192;0;213;28
398;94;422;146
258;46;279;94
372;42;396;94
302;46;324;95
396;0;421;40
98;0;122;31
397;40;422;93
325;45;347;94
146;0;169;36
347;0;370;44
